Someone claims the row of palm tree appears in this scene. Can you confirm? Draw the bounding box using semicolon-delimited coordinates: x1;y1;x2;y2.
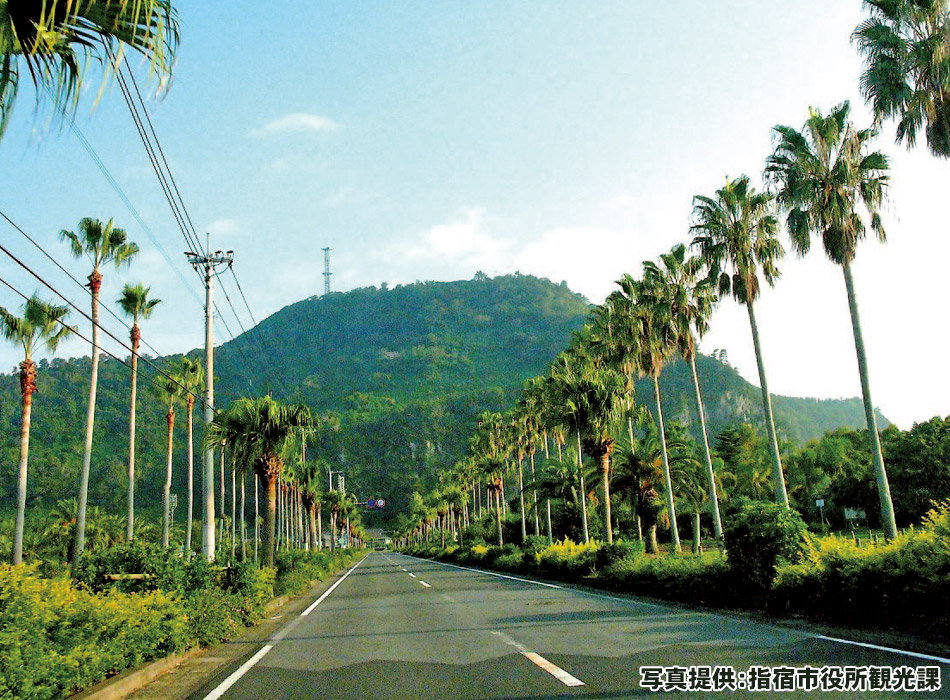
404;0;950;544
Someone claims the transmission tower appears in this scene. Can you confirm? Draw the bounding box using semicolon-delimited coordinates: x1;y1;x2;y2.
323;247;332;295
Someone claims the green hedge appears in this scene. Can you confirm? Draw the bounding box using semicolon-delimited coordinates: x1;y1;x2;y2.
0;547;365;700
402;502;950;641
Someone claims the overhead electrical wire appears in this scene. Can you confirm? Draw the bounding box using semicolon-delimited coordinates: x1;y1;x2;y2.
0;234;208;408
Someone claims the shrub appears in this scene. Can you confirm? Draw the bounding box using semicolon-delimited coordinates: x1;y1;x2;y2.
723;500;810;591
536;539;600;579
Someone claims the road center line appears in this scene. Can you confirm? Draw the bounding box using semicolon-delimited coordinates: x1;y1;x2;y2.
408;572;417;578
419;580;432;588
491;631;585;687
522;651;586;687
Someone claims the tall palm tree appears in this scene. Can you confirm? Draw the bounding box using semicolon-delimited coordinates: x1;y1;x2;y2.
61;216;138;564
853;0;950;157
206;396;312;567
766;100;898;539
117;282;160;542
178;356;204;556
690;175;790;506
0;0;178;136
154;365;182;548
0;295;73;565
642;244;724;542
609;274;682;552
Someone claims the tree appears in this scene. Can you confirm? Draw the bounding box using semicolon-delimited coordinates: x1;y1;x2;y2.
609;274;682;552
61;216;138;564
690;175;789;506
644;245;724;541
116;282;160;541
178;356;204;555
0;295;73;565
853;0;950;157
766;100;898;539
206;396;312;567
154;366;182;548
0;0;178;136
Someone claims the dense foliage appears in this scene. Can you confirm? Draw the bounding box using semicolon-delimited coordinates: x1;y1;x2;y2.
0;545;363;700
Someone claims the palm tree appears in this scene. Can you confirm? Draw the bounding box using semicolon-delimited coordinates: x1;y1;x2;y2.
642;244;725;542
609;274;682;552
117;282;160;541
690;175;790;506
206;396;312;567
0;295;73;565
178;356;204;556
61;216;138;564
0;0;178;136
853;1;950;157
766;100;898;538
154;366;182;548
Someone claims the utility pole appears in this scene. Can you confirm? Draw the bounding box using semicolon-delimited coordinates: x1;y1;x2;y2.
186;238;233;561
323;247;331;295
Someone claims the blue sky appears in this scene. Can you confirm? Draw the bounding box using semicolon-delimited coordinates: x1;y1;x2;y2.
1;1;946;430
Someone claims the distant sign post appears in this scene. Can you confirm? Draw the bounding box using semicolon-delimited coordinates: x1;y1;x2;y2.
816;499;826;526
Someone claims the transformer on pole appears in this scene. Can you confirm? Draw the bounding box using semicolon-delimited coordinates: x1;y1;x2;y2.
185;237;233;560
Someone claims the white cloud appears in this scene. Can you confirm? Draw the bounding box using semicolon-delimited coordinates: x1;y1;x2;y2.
207;218;241;238
252;113;340;137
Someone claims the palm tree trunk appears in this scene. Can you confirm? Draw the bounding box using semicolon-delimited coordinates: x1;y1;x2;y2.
654;375;681;553
842;262;898;538
127;329;139;542
186;399;194;557
692;511;701;555
542;433;552;544
746;300;789;506
600;449;613;544
163;406;174;548
317;503;323;549
576;430;590;544
254;476;259;564
72;278;101;565
231;466;237;559
690;353;723;541
13;360;35;565
530;452;540;536
241;473;247;560
495;490;504;545
262;470;278;567
518;459;527;541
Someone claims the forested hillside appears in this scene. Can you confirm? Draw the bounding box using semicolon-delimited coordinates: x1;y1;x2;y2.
0;273;883;519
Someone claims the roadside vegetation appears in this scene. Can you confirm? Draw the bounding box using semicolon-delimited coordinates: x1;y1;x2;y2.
401;499;950;643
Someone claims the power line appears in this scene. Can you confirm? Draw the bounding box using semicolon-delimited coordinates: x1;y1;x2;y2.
0;229;207;408
2;210;171;362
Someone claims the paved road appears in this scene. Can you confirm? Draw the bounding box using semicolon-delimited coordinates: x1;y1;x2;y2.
188;552;947;699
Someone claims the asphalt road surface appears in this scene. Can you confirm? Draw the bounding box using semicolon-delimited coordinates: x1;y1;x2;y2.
188;552;948;699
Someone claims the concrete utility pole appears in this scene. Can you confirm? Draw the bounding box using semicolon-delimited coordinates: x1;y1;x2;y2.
186;238;233;560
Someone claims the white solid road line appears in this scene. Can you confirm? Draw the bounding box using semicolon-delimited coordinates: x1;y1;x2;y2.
202;557;367;700
817;636;950;665
302;558;365;616
400;554;949;666
201;645;274;700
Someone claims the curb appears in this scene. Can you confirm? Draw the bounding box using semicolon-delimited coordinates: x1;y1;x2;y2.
69;562;360;700
72;647;203;700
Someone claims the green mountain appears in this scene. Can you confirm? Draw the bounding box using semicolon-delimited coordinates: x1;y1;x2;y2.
0;273;885;522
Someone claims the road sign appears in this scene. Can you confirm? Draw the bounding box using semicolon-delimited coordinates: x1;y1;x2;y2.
377;499;387;508
367;498;377;508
